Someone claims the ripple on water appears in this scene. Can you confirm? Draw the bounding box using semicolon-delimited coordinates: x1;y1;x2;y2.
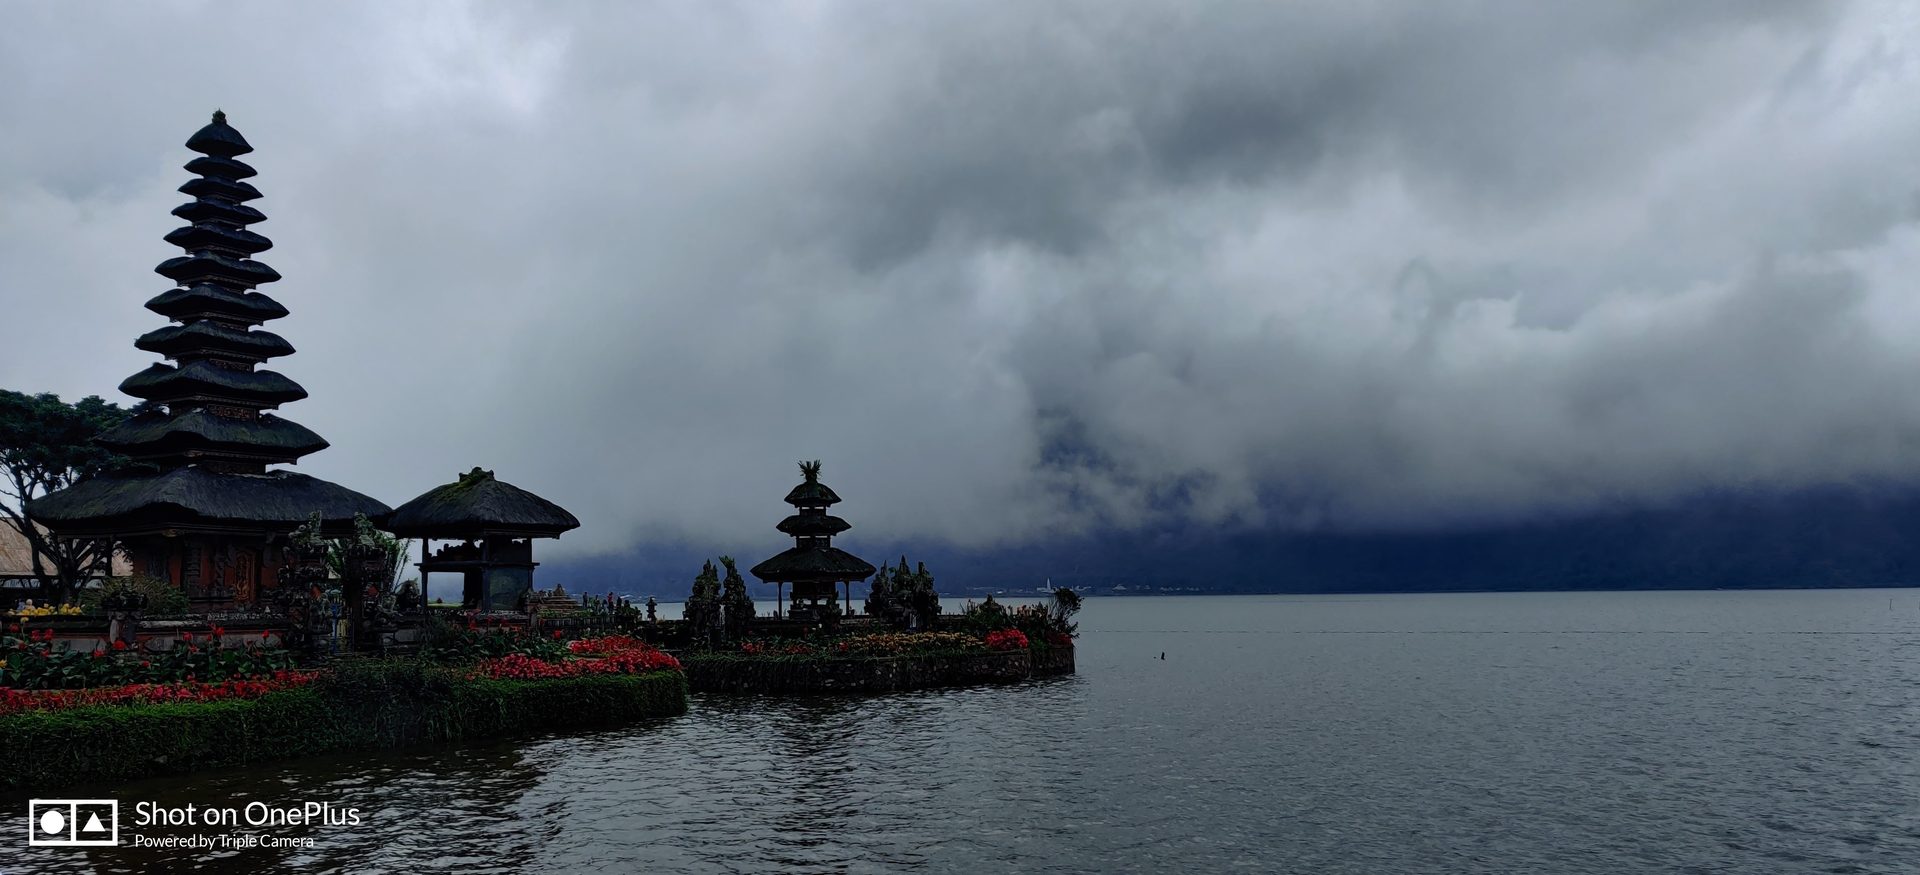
13;592;1920;873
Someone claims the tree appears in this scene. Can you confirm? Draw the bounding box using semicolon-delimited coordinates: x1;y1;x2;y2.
863;563;894;619
684;560;721;643
324;513;410;588
717;555;754;639
1048;587;1081;637
0;390;133;603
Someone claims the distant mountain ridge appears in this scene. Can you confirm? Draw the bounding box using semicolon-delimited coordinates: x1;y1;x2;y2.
541;485;1920;597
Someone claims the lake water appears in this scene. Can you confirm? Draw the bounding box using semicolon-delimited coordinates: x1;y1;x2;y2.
15;590;1920;874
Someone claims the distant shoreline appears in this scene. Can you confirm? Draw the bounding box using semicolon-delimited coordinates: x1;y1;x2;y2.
992;583;1920;597
605;582;1920;607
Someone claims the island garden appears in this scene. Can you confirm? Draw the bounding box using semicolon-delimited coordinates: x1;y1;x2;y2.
0;113;1076;790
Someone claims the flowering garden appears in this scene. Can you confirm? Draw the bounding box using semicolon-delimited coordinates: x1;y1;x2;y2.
0;622;688;790
677;591;1079;695
469;636;683;680
2;624;294;691
0;671;320;717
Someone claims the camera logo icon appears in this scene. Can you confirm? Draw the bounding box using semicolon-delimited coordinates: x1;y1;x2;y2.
27;799;119;847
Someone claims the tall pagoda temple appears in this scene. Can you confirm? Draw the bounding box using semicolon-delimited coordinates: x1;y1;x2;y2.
750;460;875;621
34;111;390;607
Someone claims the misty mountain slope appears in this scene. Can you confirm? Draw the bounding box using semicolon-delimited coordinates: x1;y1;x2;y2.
544;485;1920;595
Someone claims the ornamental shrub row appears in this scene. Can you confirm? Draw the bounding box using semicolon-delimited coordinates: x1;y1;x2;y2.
0;661;688;792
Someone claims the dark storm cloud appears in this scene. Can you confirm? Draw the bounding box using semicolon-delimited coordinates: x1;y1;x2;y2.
3;0;1918;557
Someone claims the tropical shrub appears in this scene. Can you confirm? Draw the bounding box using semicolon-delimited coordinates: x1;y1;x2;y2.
78;575;191;617
0;626;294;689
420;621;568;664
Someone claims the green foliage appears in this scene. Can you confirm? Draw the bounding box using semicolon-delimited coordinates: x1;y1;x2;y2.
0;662;687;790
907;559;940;624
0;391;131;497
950;594;1076;643
1049;587;1082;636
79;575;192;617
962;594;1011;629
0;689;336;788
863;562;893;617
0;390;134;603
0;628;294;689
326;512;410;587
684;559;722;641
717;556;754;639
419;622;568;664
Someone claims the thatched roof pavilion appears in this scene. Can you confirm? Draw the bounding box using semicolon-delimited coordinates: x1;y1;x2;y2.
751;461;875;620
33;112;387;606
385;468;578;611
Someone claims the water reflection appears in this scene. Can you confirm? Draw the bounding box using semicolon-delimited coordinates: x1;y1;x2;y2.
12;592;1920;874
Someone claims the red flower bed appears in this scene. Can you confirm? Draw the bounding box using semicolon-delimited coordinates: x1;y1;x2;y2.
985;628;1030;651
0;670;322;716
473;636;682;680
566;634;652;657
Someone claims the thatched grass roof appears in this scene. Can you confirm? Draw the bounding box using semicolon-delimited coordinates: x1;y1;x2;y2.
783;460;842;506
31;467;389;536
776;512;851;537
751;545;875;583
136;321;293;360
146;283;286;322
187;110;253;157
120;361;307;404
99;409;327;458
383;467;580;539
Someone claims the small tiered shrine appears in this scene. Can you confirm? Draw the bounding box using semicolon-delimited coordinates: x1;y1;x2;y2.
751;461;875;621
384;468;580;611
34;112;389;607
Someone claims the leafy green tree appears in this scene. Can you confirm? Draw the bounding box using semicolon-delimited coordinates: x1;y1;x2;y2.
1049;586;1082;636
0;390;132;603
325;512;411;588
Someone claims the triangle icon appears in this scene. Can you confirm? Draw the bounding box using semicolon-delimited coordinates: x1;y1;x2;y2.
82;813;108;833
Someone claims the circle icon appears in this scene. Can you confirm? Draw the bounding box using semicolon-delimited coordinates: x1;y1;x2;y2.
39;808;66;835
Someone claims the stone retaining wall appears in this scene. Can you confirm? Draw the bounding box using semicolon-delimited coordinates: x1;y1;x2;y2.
682;645;1076;695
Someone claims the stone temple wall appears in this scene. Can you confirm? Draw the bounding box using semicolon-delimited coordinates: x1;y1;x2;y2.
680;645;1076;695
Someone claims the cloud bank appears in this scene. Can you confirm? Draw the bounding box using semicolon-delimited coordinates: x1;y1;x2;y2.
4;1;1920;557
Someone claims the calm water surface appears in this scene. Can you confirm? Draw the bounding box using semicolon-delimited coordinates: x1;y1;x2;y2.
15;590;1920;874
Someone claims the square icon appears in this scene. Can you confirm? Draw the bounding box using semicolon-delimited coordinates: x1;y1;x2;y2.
27;799;119;847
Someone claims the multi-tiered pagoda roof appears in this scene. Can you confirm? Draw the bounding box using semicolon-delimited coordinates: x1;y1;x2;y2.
35;112;388;537
751;461;875;587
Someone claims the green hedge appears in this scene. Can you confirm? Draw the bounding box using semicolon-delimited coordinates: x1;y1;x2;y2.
0;664;687;791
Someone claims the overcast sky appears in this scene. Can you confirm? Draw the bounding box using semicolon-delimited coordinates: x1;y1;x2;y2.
4;1;1920;559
